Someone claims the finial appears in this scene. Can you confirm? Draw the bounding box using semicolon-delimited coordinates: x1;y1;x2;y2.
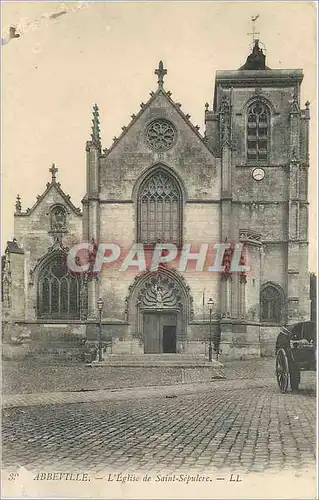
205;102;209;111
49;163;58;182
91;103;101;148
305;101;311;119
15;194;22;213
155;60;167;88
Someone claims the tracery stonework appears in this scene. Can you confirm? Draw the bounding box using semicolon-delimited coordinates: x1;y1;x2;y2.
139;170;181;244
137;274;182;310
146;119;176;151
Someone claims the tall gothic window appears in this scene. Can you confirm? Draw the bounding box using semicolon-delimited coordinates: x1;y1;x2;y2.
138;170;182;245
38;253;80;319
260;284;283;323
247;102;270;161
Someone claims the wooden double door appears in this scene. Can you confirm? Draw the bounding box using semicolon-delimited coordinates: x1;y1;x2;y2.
143;311;177;354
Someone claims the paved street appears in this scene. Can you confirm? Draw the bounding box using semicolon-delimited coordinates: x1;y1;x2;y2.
2;359;316;476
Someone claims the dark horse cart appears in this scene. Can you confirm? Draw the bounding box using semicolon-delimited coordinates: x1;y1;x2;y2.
275;321;316;393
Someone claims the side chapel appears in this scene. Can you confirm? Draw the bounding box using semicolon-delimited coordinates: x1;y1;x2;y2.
2;40;311;359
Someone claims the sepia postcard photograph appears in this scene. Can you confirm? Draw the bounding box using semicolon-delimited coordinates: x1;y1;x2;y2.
1;1;317;499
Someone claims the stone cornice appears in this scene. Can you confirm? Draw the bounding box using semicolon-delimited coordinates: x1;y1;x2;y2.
232;200;287;204
215;69;303;87
235;163;289;168
261;240;309;244
99;199;133;204
186;199;221;204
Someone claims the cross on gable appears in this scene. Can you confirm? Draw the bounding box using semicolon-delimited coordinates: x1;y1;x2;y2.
155;60;167;88
49;163;58;182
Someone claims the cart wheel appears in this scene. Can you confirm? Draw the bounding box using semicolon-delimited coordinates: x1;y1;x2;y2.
276;348;290;393
290;364;301;391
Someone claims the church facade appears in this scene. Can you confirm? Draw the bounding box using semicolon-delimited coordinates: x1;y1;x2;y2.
2;41;311;359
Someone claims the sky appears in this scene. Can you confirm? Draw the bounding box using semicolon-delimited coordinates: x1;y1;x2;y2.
1;1;317;271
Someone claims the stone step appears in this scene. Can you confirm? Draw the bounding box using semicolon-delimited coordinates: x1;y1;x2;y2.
107;354;207;360
98;354;222;368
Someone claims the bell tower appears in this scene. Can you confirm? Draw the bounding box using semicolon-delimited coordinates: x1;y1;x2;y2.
207;20;311;357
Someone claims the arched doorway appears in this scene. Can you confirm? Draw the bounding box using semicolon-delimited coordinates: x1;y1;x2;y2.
127;269;193;354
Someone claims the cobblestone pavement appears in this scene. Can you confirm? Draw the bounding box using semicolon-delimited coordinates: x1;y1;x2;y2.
2;366;316;475
3;357;281;395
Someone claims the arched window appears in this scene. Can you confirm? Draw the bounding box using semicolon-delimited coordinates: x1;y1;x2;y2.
38;253;80;319
137;169;182;245
260;284;283;323
51;205;67;232
247;101;270;161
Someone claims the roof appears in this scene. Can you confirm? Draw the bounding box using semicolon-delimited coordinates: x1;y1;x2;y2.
15;176;82;217
5;239;24;254
284;321;316;331
239;40;270;71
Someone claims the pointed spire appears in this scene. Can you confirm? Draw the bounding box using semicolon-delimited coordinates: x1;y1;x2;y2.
49;163;58;183
91;103;101;148
155;60;167;88
15;194;22;213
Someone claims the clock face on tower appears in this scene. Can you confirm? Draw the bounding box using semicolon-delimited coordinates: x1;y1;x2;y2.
252;168;265;181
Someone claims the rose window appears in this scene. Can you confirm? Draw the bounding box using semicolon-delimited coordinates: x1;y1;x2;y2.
146;119;176;151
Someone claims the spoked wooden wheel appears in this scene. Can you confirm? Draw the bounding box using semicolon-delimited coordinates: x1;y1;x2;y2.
276;348;290;393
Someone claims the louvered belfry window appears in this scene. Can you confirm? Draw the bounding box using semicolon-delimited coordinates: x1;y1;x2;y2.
38;253;80;319
247;102;269;161
138;170;182;245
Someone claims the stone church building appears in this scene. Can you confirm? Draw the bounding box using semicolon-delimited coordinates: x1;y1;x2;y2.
2;41;311;359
